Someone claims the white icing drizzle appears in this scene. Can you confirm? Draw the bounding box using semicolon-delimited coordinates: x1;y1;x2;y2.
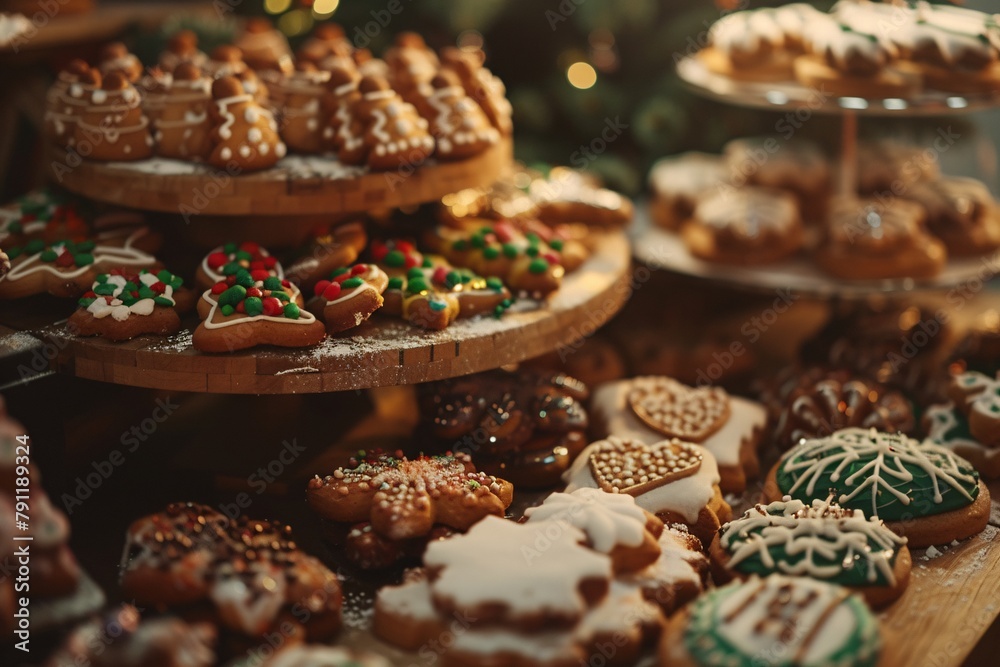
891;1;998;66
2;227;156;284
720;496;906;584
563;435;721;524
523;487;649;553
621;525;707;594
780;428;978;518
953;371;1000;423
85;271;175;321
323;265;387;306
423;515;611;617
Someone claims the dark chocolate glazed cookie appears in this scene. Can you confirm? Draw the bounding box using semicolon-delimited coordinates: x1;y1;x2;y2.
418;369;590;487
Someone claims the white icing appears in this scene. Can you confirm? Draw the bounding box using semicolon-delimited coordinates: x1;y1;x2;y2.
86;271;175;321
523;487;648;553
563;435;721;524
621;525;706;594
648;152;729;200
423;515;611;616
710;9;785;56
720;497;906;584
780;428;978;517
210;565;287;634
376;577;436;622
694;187;800;238
953;371;1000;424
589;378;765;468
200;281;316;329
2;227;156;284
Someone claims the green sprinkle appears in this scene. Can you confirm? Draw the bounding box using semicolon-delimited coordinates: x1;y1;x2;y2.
221;304;235;316
74;253;94;266
223;242;237;254
407;267;424;279
470;235;486;249
153;296;174;307
222;262;241;276
526;245;540;257
384;250;406;268
219;285;246;307
40;249;58;262
486;277;504;291
235;250;253;262
96;274;108;283
407;278;430;294
387;277;404;290
549;239;564;251
502;243;518;258
483;246;500;260
528;258;548;274
235;271;254;288
451;239;468;252
273;291;291;302
331;267;350;278
244;296;263;316
429;299;447;312
262;276;282;291
75;240;95;252
422;257;433;268
78;297;95;308
24;239;44;254
283;303;301;319
342;277;364;288
94;283;117;296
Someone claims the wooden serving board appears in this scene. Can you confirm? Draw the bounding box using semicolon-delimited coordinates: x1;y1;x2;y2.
0;231;632;394
47;138;512;216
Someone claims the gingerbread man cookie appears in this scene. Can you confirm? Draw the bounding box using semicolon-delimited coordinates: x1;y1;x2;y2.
305;263;388;334
712;496;911;608
440;46;513;136
154;63;213;161
193;269;324;352
275;62;330;154
765;428;990;548
69;268;188;342
321;65;362;154
44;59;93;148
420;71;500;161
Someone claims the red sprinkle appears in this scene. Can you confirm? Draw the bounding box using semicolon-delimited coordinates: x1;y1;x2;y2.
56;252;75;267
351;264;367;276
262;296;283;316
432;266;448;283
211;282;228;295
150;282;166;294
334;271;350;283
404;255;418;269
240;242;260;254
250;269;270;282
246;287;263;298
236;301;246;313
396;241;414;253
495;222;514;243
314;280;331;296
249;260;266;271
371;242;389;261
263;256;277;269
207;252;229;269
544;252;560;265
322;282;342;300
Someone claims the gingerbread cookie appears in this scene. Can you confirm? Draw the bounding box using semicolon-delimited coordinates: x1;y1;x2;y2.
772;369;915;450
648;152;729;230
236;17;294;75
420;71;500;160
338;75;435;170
159;30;208;73
298;23;353;66
661;575;885;667
69;268;187;341
383;264;512;329
43;59;93;147
900;176;1000;256
529;166;634;229
74;72;154;161
305;263;388;334
701;9;792;81
121;503;342;640
98;42;143;82
724;138;831;222
154;63;213;161
419;369;589;487
426;222;566;295
440;46;513;136
857;140;940;196
619;523;708;616
46;607;216;667
887;2;1000;94
764;428;990;547
320;65;362;154
524;488;665;574
818;197;947;280
196;240;295;298
563;435;731;547
193;269;325;352
283;221;368;289
275;62;329;154
307;451;512;541
924;402;1000;480
682;186;804;265
386;31;439;106
0;225;159;299
208;76;285;171
590;376;766;494
712;497;911;608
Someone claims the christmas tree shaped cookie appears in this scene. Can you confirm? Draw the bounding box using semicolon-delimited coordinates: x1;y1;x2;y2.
193;268;324;352
154;63;213;161
69;268;189;341
208;76;285;171
420;71;500;161
73;72;154;161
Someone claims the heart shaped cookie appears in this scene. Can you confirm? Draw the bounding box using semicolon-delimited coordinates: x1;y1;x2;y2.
627;377;730;442
588;436;703;497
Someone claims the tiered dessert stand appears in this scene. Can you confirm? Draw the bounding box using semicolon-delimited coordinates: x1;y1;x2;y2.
0;138;632;393
629;54;1000;666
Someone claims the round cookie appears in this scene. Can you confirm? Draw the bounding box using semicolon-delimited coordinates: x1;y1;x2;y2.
763;428;990;548
711;497;911;608
682;187;804;265
661;575;886;667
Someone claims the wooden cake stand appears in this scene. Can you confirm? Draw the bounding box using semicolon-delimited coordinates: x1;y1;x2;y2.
47;139;513;217
0;231;632;394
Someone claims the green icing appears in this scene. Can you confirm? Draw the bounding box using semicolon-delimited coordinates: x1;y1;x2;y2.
776;429;979;521
683;579;881;667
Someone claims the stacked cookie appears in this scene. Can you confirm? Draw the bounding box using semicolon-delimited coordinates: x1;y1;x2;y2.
701;1;1000;96
43;25;512;172
649;137;1000;278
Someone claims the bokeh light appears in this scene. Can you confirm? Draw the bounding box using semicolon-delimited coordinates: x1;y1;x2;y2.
312;0;340;18
264;0;292;15
567;62;597;89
